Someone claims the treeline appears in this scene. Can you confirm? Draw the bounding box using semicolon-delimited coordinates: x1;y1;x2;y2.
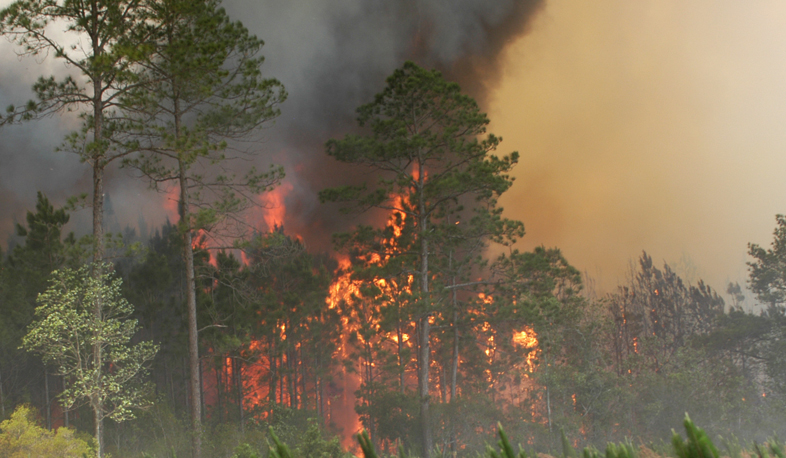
4;192;786;458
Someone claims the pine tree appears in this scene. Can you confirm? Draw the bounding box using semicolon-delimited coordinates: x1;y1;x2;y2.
120;1;285;454
320;61;520;457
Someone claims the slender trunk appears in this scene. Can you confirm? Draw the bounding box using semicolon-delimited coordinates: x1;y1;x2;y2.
216;360;223;423
439;366;447;403
91;32;105;265
279;355;284;405
179;130;202;458
90;4;106;453
546;384;552;433
44;370;51;431
449;251;459;403
449;277;459;458
286;349;293;408
299;347;307;410
417;162;432;458
397;322;405;393
94;404;104;458
315;371;320;416
270;352;277;408
235;358;244;434
418;316;431;458
63;377;69;428
450;294;458;402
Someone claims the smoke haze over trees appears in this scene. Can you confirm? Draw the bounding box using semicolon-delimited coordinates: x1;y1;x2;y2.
0;0;544;254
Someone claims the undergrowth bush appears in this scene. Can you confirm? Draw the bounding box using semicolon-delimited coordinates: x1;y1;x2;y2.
0;404;92;458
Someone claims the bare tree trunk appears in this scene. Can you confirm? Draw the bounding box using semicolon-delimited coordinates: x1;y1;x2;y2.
44;369;51;430
181;161;202;458
62;377;69;428
235;358;244;434
417;162;432;458
216;360;223;423
546;384;552;433
418;316;431;458
397;323;405;392
94;398;104;458
90;3;106;453
269;353;277;408
449;286;459;458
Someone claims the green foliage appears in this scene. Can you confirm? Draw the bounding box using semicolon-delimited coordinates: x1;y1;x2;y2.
268;427;295;458
0;404;91;458
760;439;786;458
671;414;720;458
561;428;577;458
233;443;263;458
22;263;158;422
297;420;345;458
577;441;636;458
122;0;286;236
358;429;378;458
748;215;786;310
487;424;528;458
605;440;638;458
0;193;80;415
719;435;743;458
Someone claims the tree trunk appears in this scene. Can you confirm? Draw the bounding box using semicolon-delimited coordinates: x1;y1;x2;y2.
44;370;51;431
417;162;432;458
397;322;405;392
216;360;223;423
94;402;104;458
235;357;244;434
418;316;431;458
450;268;459;403
269;352;277;408
546;384;552;433
62;377;69;428
449;284;459;458
180;161;202;458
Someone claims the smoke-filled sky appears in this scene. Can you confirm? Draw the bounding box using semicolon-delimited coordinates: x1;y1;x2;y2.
486;1;786;294
1;0;785;298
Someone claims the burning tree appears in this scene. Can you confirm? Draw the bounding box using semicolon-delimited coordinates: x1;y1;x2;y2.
320;61;521;457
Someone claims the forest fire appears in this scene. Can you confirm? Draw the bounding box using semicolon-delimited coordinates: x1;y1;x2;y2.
8;0;786;456
257;182;293;231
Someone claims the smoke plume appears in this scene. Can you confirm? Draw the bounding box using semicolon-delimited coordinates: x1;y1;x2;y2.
0;0;543;252
485;1;786;294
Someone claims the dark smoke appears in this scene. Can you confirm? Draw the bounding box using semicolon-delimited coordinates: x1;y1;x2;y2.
0;0;544;250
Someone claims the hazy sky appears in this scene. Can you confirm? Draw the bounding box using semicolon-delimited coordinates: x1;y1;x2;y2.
2;0;786;299
486;1;786;294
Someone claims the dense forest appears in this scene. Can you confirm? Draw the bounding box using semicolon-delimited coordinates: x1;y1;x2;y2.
1;0;786;458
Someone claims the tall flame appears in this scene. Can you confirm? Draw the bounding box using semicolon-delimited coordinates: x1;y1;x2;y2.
258;181;293;231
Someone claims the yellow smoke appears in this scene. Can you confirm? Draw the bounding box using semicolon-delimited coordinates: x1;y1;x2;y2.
488;0;786;292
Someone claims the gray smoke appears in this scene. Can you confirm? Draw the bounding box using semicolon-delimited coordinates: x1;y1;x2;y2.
0;0;543;250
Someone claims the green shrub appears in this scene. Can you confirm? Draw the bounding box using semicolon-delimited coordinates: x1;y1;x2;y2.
0;405;92;458
671;413;719;458
487;423;528;458
233;442;263;458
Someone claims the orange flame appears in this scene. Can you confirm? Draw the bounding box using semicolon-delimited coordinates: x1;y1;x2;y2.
258;181;293;231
